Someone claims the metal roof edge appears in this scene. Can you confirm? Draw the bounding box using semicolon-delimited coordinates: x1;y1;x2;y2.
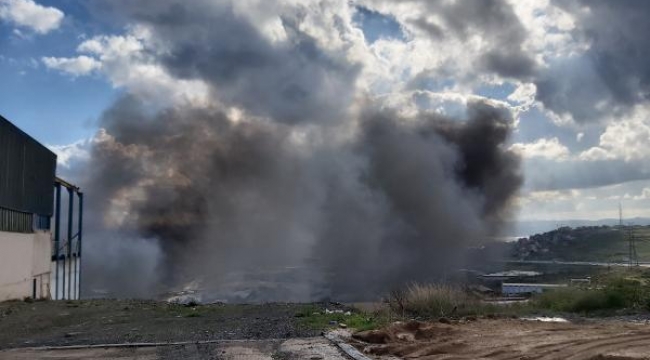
0;113;57;160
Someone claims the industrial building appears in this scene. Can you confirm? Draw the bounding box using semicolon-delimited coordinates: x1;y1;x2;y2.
501;282;568;296
0;115;83;301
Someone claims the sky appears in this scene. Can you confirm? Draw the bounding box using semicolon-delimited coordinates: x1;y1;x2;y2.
1;0;650;223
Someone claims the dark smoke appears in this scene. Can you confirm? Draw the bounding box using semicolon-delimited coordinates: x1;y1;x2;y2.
78;0;522;301
81;96;521;301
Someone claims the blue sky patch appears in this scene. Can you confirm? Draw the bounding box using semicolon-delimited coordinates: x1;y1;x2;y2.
353;6;405;44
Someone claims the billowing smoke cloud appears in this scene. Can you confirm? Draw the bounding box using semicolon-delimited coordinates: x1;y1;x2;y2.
78;0;522;301
81;98;520;301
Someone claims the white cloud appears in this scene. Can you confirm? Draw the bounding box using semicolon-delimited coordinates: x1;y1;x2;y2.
42;55;102;76
580;105;650;162
47;138;91;168
634;188;650;200
517;180;650;221
0;0;63;34
510;137;570;161
507;82;537;107
507;0;586;62
43;30;212;107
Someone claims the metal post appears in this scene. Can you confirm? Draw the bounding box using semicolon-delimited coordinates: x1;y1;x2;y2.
77;192;83;300
54;183;61;300
67;187;74;300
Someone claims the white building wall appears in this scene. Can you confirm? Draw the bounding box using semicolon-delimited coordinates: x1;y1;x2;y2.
0;230;52;301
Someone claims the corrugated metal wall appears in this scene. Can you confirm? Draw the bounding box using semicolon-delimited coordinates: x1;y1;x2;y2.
0;115;57;217
0;207;33;233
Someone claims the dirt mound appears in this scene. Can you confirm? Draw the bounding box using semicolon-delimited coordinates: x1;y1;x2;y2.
350;319;650;359
353;320;458;344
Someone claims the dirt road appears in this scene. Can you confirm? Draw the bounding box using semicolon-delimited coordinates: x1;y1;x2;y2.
352;318;650;359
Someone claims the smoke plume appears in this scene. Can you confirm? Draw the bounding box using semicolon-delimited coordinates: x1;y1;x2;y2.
79;96;520;301
77;0;522;302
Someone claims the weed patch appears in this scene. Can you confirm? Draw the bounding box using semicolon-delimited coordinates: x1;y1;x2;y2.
295;305;386;331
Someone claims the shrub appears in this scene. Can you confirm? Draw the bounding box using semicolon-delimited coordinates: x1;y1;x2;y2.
603;277;648;308
388;283;489;318
533;277;649;314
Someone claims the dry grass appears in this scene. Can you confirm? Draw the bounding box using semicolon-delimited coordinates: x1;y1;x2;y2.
388;283;486;318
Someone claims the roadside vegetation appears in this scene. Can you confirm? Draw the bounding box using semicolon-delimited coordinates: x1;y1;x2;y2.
381;269;650;321
533;269;650;314
294;304;389;332
387;283;521;318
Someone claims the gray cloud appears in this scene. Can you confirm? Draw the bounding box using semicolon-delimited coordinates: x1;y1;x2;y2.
535;0;650;123
94;0;359;124
521;158;650;192
404;0;536;78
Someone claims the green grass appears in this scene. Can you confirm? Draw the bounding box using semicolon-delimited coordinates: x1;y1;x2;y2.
531;270;650;314
294;305;387;332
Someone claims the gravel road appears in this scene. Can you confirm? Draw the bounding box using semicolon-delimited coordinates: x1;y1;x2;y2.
0;338;353;360
0;299;323;350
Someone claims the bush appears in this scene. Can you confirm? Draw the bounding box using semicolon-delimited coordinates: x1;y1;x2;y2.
604;277;648;308
388;283;490;318
533;277;649;314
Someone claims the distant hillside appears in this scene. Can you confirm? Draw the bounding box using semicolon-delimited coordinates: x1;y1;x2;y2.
511;225;650;262
509;218;650;238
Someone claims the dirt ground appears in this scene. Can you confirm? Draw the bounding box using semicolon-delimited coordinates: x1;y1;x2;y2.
351;318;650;360
6;300;650;359
0;299;322;349
0;338;351;360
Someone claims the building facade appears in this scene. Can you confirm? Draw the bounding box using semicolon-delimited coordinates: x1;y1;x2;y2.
501;282;568;296
0;115;82;301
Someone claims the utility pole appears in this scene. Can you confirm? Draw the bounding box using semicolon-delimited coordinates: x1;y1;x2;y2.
619;202;623;228
628;227;638;267
621;203;638;267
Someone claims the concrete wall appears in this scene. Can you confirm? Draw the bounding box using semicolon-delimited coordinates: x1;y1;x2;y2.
0;230;52;301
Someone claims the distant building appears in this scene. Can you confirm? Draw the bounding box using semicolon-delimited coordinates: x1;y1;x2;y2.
0;115;82;301
480;270;542;281
501;283;567;296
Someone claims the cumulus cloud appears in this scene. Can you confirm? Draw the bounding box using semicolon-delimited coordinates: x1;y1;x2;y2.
45;29;211;107
579;106;650;162
359;0;537;80
510;137;570;161
530;1;650;124
0;0;63;34
633;188;650;201
42;56;101;76
47;138;92;168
